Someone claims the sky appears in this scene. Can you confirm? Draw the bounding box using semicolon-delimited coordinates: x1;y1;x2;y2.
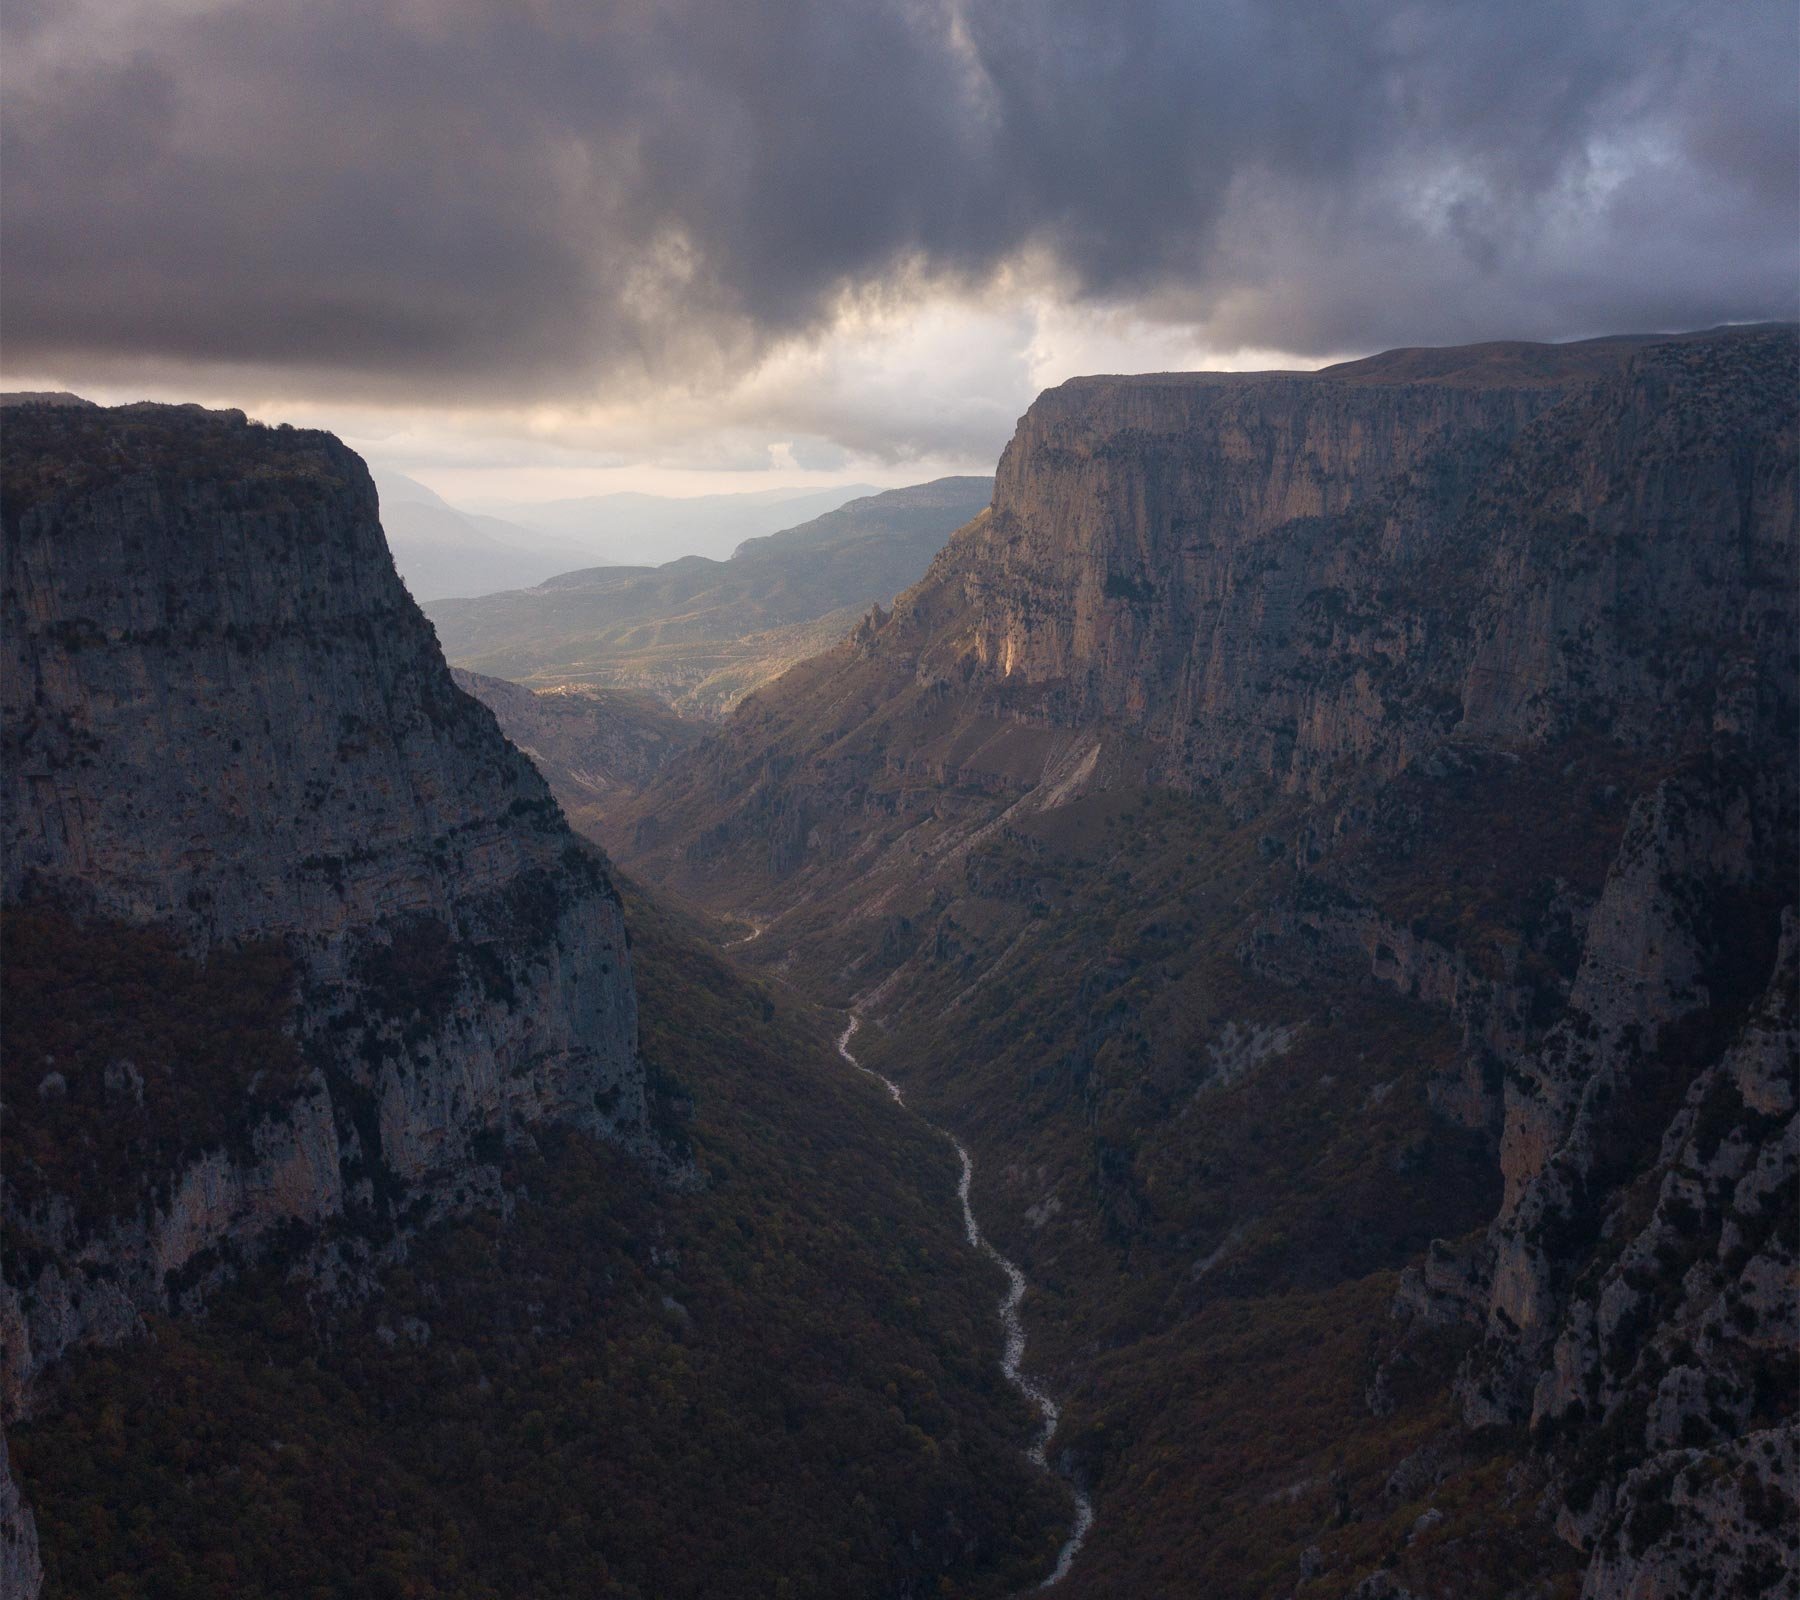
4;0;1795;503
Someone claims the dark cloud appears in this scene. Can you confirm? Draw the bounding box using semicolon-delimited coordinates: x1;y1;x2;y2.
4;0;1794;403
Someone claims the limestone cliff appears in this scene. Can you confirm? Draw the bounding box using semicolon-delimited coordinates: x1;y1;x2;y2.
933;328;1795;802
1;402;648;1424
624;327;1795;891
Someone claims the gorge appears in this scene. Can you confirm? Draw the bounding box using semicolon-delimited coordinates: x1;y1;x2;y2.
6;0;1795;1591
2;322;1795;1600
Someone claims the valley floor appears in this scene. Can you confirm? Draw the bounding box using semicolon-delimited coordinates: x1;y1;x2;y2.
608;758;1792;1599
837;1013;1096;1588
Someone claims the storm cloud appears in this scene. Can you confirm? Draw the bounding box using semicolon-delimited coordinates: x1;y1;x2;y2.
4;0;1795;410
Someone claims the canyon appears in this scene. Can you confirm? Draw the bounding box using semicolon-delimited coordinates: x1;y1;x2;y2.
3;324;1793;1598
838;1012;1097;1586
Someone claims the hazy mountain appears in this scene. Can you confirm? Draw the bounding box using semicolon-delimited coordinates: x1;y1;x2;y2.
479;482;881;566
373;467;888;601
370;468;622;601
427;476;994;718
612;327;1798;1600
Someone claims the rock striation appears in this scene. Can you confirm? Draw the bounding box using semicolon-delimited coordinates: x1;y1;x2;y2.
947;328;1794;802
1;402;648;1428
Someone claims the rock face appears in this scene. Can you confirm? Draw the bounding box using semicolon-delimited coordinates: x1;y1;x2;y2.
613;326;1798;1596
946;329;1795;802
1;402;647;1427
625;327;1795;891
0;1432;42;1600
970;367;1556;760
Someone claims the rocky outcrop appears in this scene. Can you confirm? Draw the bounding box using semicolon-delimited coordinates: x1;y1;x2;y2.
1478;770;1775;1354
1333;764;1794;1575
1;401;649;1419
1488;909;1795;1581
1580;1430;1796;1600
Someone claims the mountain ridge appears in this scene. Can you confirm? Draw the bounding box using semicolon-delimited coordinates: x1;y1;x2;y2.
470;481;883;567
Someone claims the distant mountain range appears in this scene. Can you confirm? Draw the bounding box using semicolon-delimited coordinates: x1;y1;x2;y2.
372;469;615;601
374;470;884;601
475;483;885;567
426;476;994;718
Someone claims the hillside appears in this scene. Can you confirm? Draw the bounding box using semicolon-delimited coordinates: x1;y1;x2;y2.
610;327;1800;1598
426;476;993;718
451;669;706;831
9;887;1070;1598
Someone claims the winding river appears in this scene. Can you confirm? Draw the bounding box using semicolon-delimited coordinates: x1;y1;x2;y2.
836;1016;1095;1589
